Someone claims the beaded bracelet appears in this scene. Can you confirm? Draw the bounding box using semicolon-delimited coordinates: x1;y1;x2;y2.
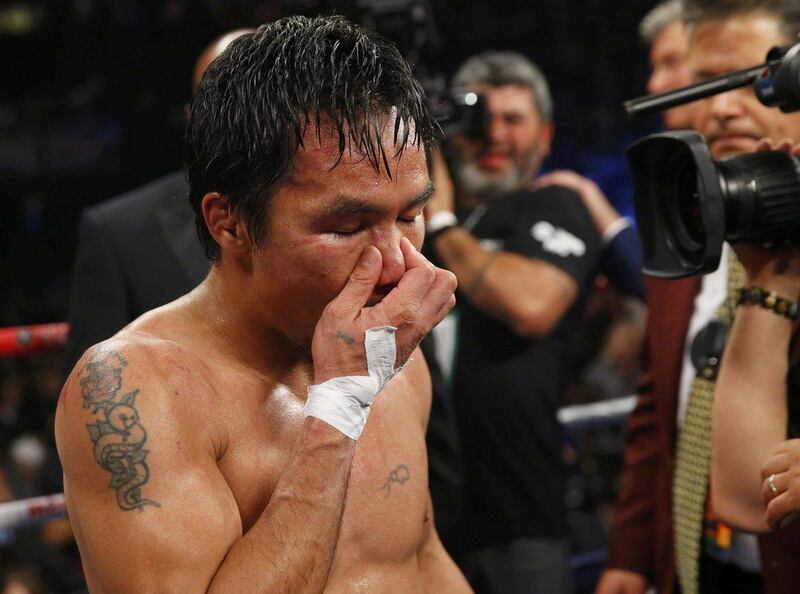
737;286;800;320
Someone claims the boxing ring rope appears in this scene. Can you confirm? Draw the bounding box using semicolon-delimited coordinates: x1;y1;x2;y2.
557;395;637;431
0;493;66;532
0;323;70;532
0;322;69;358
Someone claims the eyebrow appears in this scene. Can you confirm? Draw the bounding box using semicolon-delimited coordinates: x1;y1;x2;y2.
692;68;726;80
326;181;434;218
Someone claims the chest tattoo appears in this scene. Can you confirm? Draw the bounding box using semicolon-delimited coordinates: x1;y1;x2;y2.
79;351;160;512
380;464;410;497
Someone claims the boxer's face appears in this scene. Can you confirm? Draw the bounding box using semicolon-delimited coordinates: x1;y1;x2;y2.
251;119;431;347
689;13;800;159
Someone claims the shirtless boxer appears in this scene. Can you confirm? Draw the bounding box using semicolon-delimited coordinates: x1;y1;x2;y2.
55;15;470;593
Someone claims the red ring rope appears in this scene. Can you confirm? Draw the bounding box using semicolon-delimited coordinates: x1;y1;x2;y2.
0;323;69;358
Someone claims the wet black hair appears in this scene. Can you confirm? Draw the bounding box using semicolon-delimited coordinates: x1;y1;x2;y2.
186;15;439;261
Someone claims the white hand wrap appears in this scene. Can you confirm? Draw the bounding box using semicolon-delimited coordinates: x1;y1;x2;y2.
304;326;401;440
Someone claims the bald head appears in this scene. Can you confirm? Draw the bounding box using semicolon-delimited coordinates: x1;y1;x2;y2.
192;29;256;93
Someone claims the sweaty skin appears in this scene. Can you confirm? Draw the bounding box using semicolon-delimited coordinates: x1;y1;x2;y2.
55;122;468;593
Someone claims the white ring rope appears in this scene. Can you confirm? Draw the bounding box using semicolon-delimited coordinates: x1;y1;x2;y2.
557;395;637;432
0;493;66;531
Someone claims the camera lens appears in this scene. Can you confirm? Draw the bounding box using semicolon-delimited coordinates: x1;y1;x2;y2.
628;130;726;278
628;130;800;278
718;150;800;243
675;176;704;245
664;149;705;253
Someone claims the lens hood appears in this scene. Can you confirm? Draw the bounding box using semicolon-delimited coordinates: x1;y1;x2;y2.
627;131;725;278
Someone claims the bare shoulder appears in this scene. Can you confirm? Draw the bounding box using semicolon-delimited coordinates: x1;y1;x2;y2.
55;334;241;592
58;331;198;425
55;331;220;509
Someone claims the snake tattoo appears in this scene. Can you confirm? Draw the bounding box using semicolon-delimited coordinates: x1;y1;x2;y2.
79;351;160;511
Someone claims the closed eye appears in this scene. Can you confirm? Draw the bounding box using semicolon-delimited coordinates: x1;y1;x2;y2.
332;225;365;237
398;209;424;225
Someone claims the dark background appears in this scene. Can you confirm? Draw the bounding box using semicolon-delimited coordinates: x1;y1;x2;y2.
0;0;662;330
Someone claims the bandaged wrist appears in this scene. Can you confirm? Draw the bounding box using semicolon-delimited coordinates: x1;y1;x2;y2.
304;326;401;440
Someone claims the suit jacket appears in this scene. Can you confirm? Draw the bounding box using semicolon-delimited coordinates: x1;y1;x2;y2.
600;224;645;301
65;170;209;372
608;275;800;594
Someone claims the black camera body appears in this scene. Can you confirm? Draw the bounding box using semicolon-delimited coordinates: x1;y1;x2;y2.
353;0;490;139
628;131;800;278
431;90;490;139
626;43;800;278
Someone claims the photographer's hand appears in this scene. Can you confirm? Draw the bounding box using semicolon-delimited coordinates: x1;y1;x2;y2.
534;170;622;237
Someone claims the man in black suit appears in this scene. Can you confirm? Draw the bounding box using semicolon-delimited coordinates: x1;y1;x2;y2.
64;30;252;372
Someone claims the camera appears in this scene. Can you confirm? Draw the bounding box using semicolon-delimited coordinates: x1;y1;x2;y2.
430;89;490;138
352;0;490;139
625;43;800;278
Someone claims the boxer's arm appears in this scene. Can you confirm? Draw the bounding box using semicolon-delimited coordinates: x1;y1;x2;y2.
57;243;456;593
57;341;357;594
209;419;356;593
215;241;455;591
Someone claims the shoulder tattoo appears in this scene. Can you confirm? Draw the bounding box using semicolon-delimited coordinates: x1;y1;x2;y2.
79;351;160;512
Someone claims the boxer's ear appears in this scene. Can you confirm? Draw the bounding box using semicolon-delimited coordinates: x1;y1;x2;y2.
201;193;252;258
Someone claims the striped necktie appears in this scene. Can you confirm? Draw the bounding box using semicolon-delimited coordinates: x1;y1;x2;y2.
673;249;744;594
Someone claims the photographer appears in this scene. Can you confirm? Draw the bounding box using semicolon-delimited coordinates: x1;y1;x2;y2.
425;50;631;594
600;1;800;594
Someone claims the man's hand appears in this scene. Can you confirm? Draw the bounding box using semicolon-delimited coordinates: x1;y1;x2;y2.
761;439;800;531
594;568;648;594
312;239;457;383
534;170;621;237
732;242;800;299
